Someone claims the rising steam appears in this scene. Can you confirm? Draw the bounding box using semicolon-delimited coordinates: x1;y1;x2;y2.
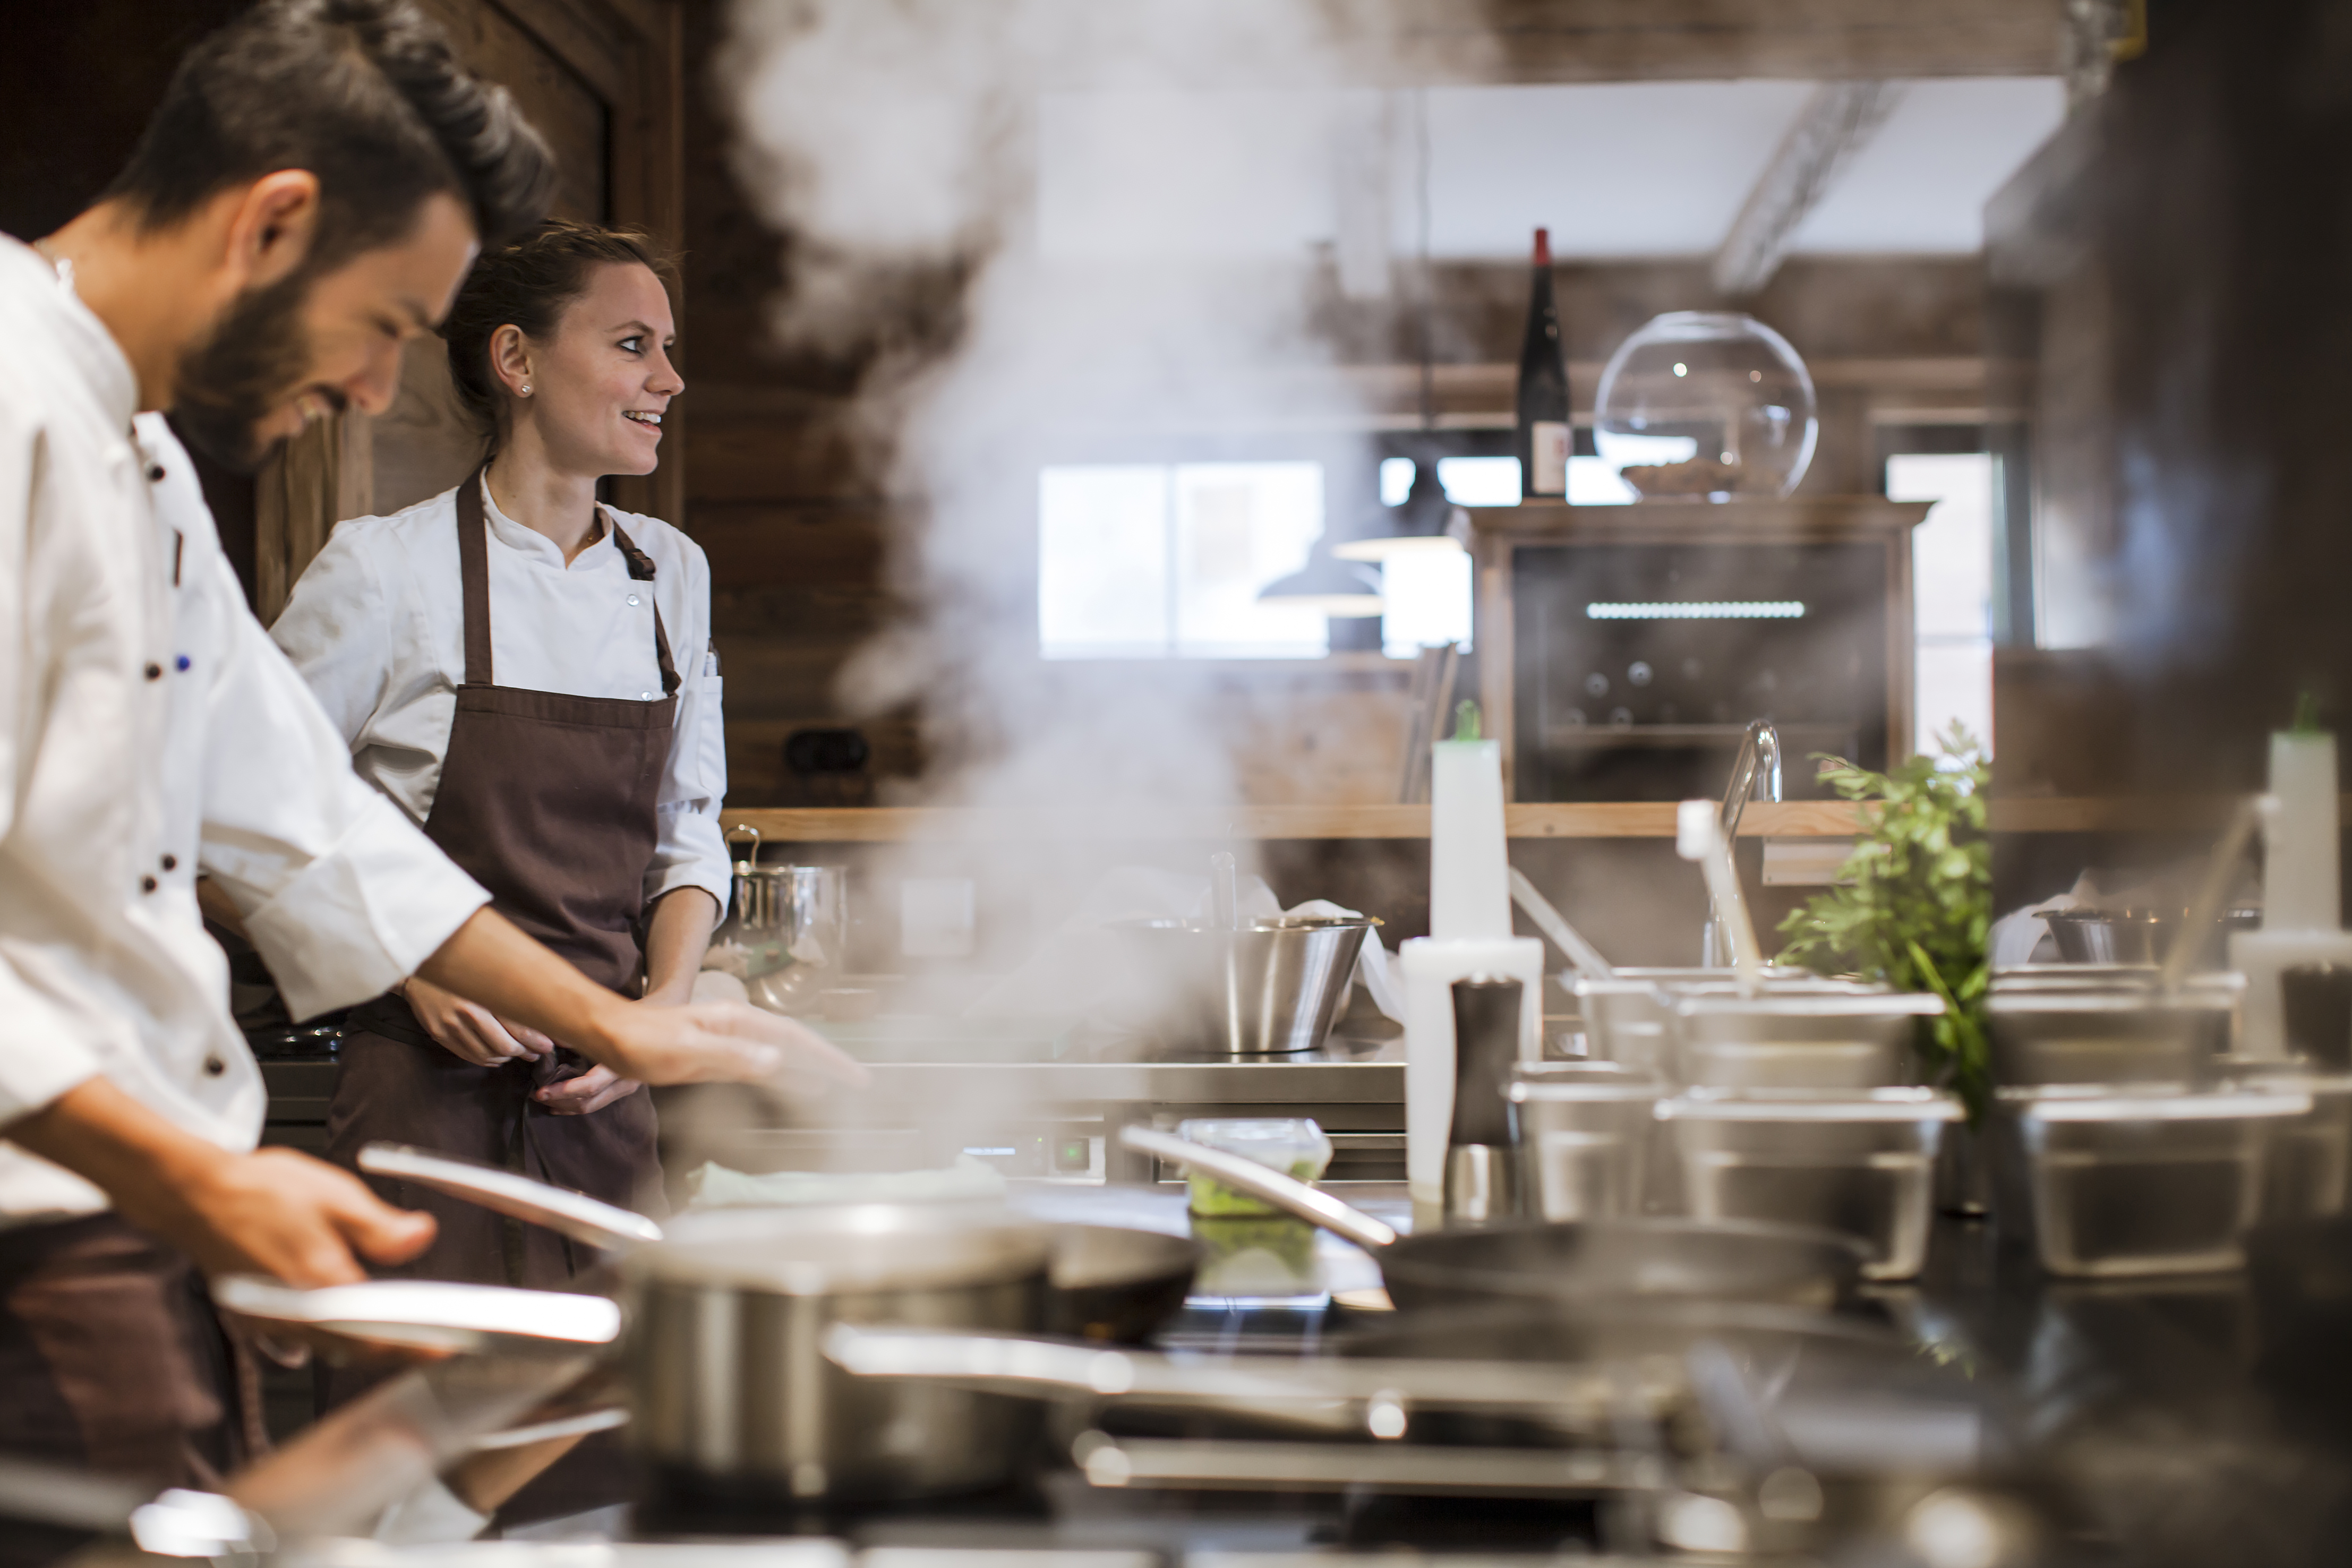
719;0;1442;809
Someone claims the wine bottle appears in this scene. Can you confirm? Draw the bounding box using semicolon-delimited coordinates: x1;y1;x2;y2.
1515;227;1570;500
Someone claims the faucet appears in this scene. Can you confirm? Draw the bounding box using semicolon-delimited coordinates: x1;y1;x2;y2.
1703;720;1782;965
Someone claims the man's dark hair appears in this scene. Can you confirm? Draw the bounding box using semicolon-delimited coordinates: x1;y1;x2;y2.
103;0;554;270
444;217;673;452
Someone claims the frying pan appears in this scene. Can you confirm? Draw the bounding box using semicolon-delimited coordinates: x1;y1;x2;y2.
1121;1126;1866;1313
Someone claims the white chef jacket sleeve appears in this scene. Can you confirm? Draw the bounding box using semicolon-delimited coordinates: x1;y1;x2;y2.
645;539;730;916
0;413;105;1122
195;552;488;1022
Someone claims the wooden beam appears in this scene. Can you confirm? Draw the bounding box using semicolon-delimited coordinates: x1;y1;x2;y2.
1012;1;2066;89
1712;81;1902;297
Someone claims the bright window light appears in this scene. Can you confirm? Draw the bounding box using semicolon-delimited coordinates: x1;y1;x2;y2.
1586;601;1806;620
1889;451;1995;757
1379;456;1415;505
1039;461;1329;659
1568;456;1638;504
1381;549;1473;658
1435;456;1521;506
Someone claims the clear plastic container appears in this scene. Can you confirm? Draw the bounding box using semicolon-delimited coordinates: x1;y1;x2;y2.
1507;1061;1665;1222
1593;312;1818;501
1993;1084;2311;1276
1174;1118;1333;1217
1657;1088;1963;1281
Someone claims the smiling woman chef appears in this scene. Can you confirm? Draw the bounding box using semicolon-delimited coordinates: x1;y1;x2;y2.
273;219;725;1288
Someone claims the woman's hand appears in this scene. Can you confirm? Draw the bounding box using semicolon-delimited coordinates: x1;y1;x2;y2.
533;1065;642;1116
404;975;557;1067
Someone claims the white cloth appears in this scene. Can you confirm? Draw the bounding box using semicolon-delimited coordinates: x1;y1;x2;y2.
270;477;730;917
0;237;490;1222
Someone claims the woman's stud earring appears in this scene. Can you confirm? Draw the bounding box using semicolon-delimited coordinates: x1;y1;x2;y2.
519;384;532;396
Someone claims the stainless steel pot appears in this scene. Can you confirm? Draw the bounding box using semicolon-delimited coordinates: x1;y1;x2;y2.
723;825;848;963
346;1144;1198;1503
1106;915;1373;1056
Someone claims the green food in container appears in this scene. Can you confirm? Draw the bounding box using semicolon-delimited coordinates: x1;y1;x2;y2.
1176;1117;1333;1216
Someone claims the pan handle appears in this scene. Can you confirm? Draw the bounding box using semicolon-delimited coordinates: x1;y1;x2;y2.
823;1324;1654;1431
359;1142;664;1252
1118;1126;1398;1252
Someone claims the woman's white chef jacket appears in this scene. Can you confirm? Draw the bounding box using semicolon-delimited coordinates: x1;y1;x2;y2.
0;238;492;1223
270;476;731;920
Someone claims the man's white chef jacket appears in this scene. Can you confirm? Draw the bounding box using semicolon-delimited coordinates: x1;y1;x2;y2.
270;476;730;916
0;236;489;1223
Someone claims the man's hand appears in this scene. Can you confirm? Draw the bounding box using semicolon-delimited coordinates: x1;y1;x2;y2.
533;1065;642;1117
166;1145;435;1285
404;974;555;1067
415;910;868;1091
598;999;868;1090
8;1079;435;1287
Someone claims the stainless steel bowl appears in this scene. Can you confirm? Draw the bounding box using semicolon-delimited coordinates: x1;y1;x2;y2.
2037;906;2260;966
1106;916;1373;1056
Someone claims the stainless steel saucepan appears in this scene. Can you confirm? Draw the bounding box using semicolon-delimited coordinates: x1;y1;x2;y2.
289;1143;1202;1503
1121;1126;1867;1313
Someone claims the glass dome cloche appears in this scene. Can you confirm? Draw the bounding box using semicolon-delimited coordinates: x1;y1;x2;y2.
1593;312;1817;501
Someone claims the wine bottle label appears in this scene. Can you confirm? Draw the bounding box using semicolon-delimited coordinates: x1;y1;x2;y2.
1529;421;1569;496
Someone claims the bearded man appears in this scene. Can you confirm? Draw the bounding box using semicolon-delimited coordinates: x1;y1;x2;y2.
0;1;854;1544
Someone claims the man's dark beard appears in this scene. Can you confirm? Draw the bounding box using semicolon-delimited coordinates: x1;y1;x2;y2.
170;268;327;474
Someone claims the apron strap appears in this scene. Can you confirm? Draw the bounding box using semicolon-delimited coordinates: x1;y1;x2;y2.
455;470;681;700
456;467;495;687
604;512;682;699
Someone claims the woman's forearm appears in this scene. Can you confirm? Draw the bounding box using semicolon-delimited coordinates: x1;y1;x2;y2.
642;887;720;1004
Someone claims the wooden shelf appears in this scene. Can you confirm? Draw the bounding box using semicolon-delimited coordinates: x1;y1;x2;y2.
722;796;2325;844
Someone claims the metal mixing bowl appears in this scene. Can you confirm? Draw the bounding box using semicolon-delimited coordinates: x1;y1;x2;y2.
2038;906;2260;966
1106;916;1373;1056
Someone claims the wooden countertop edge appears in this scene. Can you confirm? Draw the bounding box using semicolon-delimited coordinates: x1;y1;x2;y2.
723;796;2349;843
724;801;1859;842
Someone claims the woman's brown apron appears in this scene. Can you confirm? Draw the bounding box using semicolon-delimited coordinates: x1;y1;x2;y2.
325;471;679;1291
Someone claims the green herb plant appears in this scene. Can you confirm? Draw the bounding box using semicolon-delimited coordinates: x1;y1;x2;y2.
1776;724;1992;1120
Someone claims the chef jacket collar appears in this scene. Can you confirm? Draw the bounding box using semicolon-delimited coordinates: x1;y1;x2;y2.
15;239;139;434
480;472;621;573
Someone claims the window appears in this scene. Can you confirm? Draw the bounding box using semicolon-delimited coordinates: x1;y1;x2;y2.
1889;451;1996;757
1038;461;1329;659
